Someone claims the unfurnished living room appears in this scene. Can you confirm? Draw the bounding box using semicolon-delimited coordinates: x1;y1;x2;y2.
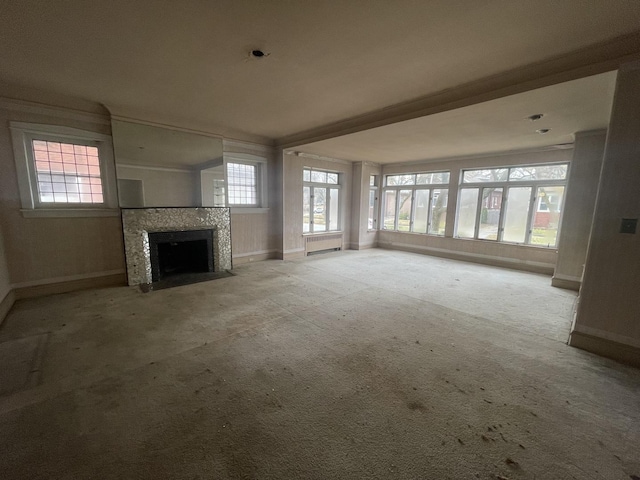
0;2;639;479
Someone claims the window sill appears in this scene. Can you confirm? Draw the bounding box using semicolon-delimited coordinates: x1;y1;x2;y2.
21;208;121;218
303;231;343;236
230;207;269;214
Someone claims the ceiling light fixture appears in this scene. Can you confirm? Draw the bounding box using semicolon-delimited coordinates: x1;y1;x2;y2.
527;113;544;121
250;49;269;58
536;128;551;134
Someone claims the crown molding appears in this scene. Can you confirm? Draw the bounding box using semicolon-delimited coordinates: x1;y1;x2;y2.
0;97;110;125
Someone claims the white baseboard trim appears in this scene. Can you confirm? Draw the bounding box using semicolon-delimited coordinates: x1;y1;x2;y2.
551;274;581;291
11;269;126;290
348;242;377;250
571;324;640;350
232;249;277;259
378;241;555;274
569;330;640;368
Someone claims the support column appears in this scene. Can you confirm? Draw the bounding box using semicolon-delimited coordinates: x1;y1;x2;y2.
552;130;606;290
569;63;640;366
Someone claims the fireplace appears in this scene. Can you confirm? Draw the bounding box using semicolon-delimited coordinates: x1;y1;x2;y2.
149;229;214;282
121;208;232;286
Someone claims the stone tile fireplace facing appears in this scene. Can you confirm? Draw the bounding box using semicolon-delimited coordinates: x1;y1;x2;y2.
121;208;232;286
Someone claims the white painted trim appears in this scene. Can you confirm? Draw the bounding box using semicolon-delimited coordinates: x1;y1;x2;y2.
232;249;277;258
552;273;582;283
21;208;121;218
571;324;640;349
573;129;607;139
10;269;126;289
9;122;119;212
283;247;306;254
378;241;555;270
117;163;193;173
230;207;269;214
386;144;575;168
287;150;352;165
0;97;110;125
223;138;273;154
110;115;224;140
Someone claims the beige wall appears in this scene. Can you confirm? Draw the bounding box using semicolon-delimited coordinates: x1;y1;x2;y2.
0;220;12;319
116;164;200;207
570;62;640;365
282;153;353;259
0;103;126;291
552;130;606;289
223;142;278;264
379;149;573;273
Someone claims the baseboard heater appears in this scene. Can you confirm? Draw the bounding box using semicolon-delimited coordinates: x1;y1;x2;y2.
305;233;343;255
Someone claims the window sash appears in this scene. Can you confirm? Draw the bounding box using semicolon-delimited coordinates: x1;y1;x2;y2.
455;184;565;247
381;186;447;236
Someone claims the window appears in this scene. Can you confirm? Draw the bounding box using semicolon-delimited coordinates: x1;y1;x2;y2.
455;163;568;247
222;154;267;208
368;175;379;230
226;162;257;205
303;168;341;233
10;122;118;216
381;171;449;235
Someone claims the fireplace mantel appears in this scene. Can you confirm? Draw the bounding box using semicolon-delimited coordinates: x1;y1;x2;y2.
121;207;232;286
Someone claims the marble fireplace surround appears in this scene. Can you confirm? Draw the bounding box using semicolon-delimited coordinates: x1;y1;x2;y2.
122;208;232;286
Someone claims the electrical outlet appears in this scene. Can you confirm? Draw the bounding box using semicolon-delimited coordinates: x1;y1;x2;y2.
620;218;638;234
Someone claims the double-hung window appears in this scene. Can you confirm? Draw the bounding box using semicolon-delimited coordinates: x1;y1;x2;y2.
455;163;568;247
10;122;118;216
303;168;341;233
224;154;267;208
382;171;449;235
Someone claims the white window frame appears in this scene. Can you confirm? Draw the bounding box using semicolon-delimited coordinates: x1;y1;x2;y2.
381;171;450;235
223;153;267;209
454;162;568;246
368;175;379;231
303;167;342;234
10;122;119;217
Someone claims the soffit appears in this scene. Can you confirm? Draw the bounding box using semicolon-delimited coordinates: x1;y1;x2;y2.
0;1;638;143
294;72;617;164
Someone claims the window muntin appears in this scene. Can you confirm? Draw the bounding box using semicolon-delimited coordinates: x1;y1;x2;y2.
456;163;568;247
226;162;257;205
32;140;104;204
10;122;118;215
382;171;449;236
303;168;341;233
385;171;449;187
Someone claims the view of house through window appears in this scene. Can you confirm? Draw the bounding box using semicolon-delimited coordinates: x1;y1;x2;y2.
382;171;449;235
32;139;104;204
455;163;567;247
303;168;341;233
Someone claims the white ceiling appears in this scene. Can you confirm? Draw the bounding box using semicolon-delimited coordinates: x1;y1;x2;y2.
0;1;639;157
295;72;617;163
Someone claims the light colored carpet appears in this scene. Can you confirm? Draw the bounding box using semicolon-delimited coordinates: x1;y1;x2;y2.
0;250;638;479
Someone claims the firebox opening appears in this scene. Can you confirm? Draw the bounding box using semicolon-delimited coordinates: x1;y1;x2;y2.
148;229;215;283
157;239;209;279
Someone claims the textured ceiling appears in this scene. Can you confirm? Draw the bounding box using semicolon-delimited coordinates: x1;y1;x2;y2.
0;0;639;149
